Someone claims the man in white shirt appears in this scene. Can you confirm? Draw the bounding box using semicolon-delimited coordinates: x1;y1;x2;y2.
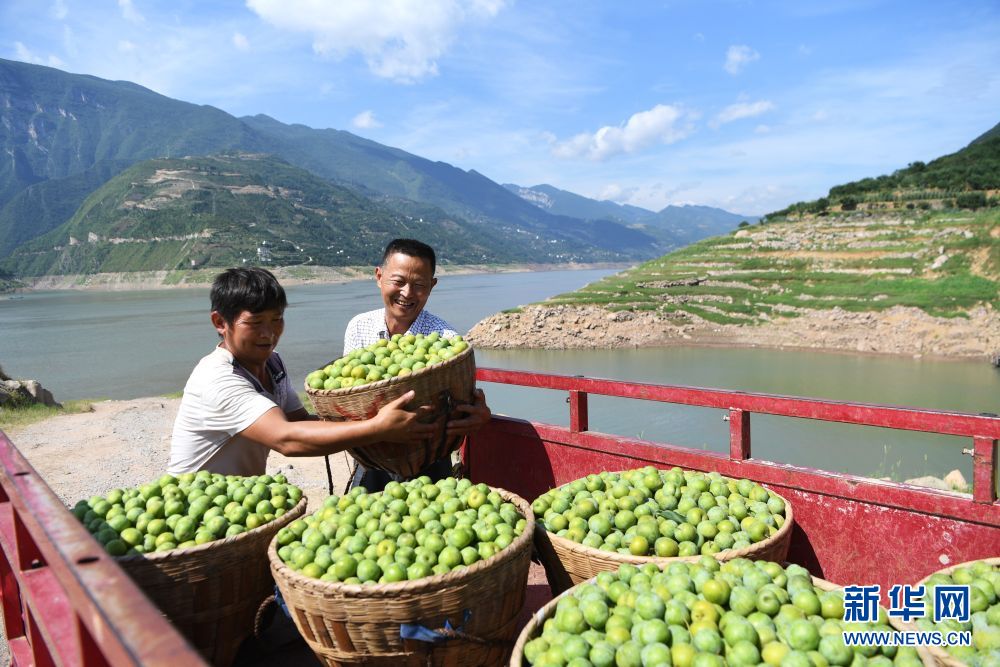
169;267;437;477
345;238;491;491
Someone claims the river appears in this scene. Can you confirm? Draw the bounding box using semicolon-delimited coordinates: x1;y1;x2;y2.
2;268;996;484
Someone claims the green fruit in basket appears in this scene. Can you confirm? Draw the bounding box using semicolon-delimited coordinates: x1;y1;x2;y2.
523;560;899;666
70;473;303;556
532;466;787;558
308;335;471;390
276;477;525;583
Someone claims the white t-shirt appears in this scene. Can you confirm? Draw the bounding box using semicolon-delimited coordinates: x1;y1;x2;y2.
168;346;304;476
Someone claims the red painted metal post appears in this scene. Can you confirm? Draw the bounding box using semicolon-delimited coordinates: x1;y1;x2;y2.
973;436;998;504
0;430;206;667
569;390;589;433
729;408;751;460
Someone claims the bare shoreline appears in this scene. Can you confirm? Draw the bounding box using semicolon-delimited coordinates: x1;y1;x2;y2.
466;303;1000;362
9;261;632;293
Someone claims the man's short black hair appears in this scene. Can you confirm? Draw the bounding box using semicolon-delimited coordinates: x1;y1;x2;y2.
381;238;436;275
211;267;287;324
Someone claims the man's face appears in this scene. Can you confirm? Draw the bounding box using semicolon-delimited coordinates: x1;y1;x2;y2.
375;252;437;325
211;308;285;367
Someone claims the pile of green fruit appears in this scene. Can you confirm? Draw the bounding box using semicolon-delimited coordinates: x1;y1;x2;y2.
306;332;470;391
532;467;788;558
912;559;1000;666
71;472;302;556
521;558;913;667
274;476;527;583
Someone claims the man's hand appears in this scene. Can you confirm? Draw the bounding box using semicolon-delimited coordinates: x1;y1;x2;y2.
372;390;439;443
446;388;491;437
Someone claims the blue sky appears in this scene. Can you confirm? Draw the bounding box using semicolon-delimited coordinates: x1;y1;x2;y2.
3;1;999;216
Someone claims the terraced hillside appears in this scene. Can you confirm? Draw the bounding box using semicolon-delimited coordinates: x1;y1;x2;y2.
468;209;1000;358
0;153;560;278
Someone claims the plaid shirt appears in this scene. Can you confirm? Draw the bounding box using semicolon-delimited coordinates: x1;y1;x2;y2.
343;308;458;354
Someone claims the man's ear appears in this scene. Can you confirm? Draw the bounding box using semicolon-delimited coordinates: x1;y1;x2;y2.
210;311;228;336
375;265;383;283
431;276;438;289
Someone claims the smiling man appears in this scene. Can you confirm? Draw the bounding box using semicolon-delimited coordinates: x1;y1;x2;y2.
343;238;491;491
168;267;437;476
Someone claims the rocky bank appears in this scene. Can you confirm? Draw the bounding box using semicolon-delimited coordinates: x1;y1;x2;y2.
467;303;1000;360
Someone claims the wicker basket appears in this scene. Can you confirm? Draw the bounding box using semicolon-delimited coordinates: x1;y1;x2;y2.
533;487;794;594
305;346;476;478
270;487;534;667
887;556;1000;667
115;497;307;667
510;571;838;666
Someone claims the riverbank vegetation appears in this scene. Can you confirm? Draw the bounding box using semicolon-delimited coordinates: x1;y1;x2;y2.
0;399;97;431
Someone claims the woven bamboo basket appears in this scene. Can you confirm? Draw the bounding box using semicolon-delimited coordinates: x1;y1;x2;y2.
533;487;794;594
270;487;534;667
115;497;307;667
887;556;1000;667
510;571;839;666
305;346;476;478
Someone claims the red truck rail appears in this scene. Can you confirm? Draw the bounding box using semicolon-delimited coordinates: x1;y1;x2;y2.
0;368;996;664
468;367;1000;594
0;430;206;667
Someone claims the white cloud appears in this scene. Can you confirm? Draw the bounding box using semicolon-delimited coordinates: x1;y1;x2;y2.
552;104;694;161
245;0;508;83
50;0;68;20
724;44;759;75
118;0;144;23
232;32;250;51
711;100;775;127
118;40;136;53
352;110;383;129
597;184;637;202
14;41;63;67
755;124;771;134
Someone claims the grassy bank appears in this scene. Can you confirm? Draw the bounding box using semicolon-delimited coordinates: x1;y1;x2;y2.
0;399;99;432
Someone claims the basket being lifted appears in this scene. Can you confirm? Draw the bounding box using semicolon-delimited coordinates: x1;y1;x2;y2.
305;333;476;479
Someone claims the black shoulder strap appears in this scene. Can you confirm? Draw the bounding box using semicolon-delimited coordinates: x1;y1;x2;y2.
231;353;285;395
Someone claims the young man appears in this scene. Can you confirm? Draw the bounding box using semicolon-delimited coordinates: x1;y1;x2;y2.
168;267;437;476
344;238;491;490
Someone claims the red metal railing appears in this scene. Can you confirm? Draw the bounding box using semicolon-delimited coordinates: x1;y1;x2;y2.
476;367;1000;504
0;430;205;667
470;367;999;591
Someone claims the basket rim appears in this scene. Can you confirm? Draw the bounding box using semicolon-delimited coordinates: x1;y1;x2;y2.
510;568;839;665
886;556;1000;667
304;344;473;398
115;495;308;563
268;486;534;598
536;476;794;566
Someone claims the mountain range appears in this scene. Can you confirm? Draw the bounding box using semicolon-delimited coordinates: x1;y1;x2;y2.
504;183;756;247
0;58;750;277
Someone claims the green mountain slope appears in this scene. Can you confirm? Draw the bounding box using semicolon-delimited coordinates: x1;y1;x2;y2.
0;58;258;200
773;121;1000;217
0;159;133;257
241;114;660;257
0;58;659;265
1;154;560;276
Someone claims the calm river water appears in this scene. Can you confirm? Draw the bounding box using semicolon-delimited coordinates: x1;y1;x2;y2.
2;268;997;484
